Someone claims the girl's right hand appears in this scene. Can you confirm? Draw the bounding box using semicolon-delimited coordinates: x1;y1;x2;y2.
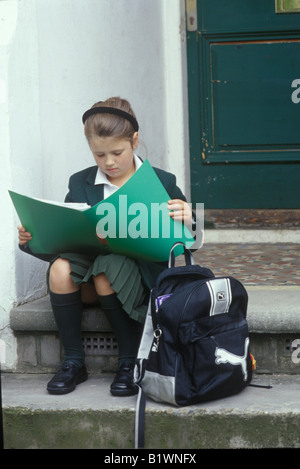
18;224;32;245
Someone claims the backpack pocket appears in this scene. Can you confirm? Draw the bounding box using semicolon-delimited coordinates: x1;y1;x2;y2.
175;313;252;406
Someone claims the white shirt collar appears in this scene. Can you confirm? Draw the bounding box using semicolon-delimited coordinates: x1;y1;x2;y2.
94;153;143;198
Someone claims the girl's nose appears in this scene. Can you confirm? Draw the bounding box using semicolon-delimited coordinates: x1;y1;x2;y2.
105;156;115;167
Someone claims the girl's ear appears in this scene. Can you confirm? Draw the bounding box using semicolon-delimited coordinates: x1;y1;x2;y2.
132;132;139;150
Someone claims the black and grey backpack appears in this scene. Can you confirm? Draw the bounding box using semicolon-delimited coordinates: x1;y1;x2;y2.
134;243;253;448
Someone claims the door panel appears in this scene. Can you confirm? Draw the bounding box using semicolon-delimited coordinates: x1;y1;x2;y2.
212;41;300;149
200;163;300;209
187;0;300;208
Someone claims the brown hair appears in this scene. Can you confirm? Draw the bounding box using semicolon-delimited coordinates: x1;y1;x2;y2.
84;97;138;144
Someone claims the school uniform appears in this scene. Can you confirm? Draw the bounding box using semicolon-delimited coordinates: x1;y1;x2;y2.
20;156;187;323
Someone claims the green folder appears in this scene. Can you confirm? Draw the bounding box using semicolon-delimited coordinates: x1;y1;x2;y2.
9;159;194;262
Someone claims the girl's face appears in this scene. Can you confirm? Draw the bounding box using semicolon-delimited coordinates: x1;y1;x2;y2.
89;133;138;186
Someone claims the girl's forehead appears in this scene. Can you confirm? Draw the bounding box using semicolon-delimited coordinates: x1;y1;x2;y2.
88;135;130;151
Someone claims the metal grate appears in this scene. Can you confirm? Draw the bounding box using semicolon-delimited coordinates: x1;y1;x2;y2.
82;334;118;356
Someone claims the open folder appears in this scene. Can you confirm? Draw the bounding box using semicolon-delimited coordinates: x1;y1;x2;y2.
9;159;195;262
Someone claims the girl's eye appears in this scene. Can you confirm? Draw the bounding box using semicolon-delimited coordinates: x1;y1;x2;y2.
95;150;123;157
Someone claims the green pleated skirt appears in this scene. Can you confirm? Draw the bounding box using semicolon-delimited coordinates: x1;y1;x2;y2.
48;253;147;323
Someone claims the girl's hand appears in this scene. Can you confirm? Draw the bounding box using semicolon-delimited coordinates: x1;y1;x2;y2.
167;199;193;225
18;224;32;245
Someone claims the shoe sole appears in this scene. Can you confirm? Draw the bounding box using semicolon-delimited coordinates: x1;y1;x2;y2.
47;373;88;395
110;387;139;397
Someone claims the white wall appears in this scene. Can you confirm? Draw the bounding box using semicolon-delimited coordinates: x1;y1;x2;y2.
0;0;189;369
0;0;49;369
161;0;190;198
36;0;189;201
36;0;166;200
0;1;18;368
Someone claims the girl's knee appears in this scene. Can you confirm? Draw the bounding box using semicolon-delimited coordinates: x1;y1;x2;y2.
93;273;114;295
50;258;71;279
49;258;78;293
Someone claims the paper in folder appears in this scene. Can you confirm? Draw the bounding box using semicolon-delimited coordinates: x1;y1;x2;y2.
9;159;195;262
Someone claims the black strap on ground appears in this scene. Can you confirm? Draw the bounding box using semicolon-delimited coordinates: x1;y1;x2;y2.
134;385;146;449
0;364;4;449
249;383;273;389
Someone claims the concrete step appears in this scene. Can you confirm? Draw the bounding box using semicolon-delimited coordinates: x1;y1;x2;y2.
247;285;300;374
10;295;118;373
10;284;300;374
2;372;300;449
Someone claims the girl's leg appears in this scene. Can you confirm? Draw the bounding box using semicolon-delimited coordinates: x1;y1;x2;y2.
47;258;87;394
93;273;142;395
49;258;85;367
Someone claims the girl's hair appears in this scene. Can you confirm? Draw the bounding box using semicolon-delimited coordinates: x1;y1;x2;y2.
84;97;137;144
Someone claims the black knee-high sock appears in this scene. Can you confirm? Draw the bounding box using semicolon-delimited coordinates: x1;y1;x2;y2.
98;293;143;367
50;290;85;369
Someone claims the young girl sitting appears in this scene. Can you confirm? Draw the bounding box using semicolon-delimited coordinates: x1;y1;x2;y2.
18;97;193;396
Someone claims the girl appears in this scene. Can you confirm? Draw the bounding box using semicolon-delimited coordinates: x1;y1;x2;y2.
18;97;193;396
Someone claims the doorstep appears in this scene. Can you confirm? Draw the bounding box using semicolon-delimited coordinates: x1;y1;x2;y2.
2;372;300;449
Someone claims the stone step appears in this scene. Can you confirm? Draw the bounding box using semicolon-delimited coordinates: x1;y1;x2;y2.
10;295;118;373
9;284;300;374
247;286;300;374
2;372;300;449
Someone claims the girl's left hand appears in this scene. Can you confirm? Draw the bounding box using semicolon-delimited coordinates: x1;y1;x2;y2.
167;199;193;225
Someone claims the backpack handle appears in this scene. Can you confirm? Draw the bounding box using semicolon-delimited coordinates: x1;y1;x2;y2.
168;242;194;268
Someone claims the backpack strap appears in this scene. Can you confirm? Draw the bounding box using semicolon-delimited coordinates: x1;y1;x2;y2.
135;287;175;448
134;297;154;449
134;385;147;449
135;296;154;365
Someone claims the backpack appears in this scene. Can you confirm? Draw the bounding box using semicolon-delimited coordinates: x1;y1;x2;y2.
134;242;253;448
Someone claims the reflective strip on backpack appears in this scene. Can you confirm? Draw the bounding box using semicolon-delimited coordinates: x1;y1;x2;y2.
136;296;154;360
207;278;232;316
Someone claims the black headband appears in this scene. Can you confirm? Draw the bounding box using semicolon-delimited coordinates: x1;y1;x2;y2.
82;106;139;131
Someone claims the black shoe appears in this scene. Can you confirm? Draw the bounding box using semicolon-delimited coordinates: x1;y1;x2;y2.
47;362;88;395
110;363;138;396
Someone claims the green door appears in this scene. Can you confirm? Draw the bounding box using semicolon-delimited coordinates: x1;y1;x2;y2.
187;0;300;209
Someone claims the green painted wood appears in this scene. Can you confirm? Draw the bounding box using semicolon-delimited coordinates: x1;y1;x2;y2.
191;163;300;209
187;0;300;208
